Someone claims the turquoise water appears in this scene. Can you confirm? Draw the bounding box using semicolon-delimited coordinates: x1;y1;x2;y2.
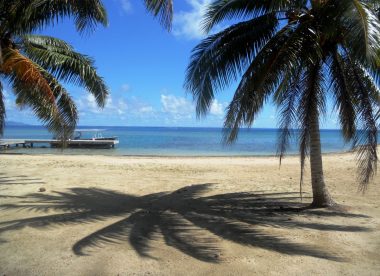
0;126;373;156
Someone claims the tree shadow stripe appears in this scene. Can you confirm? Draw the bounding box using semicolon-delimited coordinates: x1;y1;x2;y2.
0;183;370;263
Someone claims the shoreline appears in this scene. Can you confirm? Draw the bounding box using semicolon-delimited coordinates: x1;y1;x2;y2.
0;148;360;158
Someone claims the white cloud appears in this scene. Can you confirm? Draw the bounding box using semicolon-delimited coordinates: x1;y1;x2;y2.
117;98;128;110
78;94;118;114
139;106;154;114
84;94;100;112
161;94;194;116
119;0;132;13
173;0;211;39
160;94;227;121
121;84;131;92
209;99;224;116
127;97;155;116
119;98;155;117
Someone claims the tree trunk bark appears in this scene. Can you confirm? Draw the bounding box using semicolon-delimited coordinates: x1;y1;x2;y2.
309;107;335;208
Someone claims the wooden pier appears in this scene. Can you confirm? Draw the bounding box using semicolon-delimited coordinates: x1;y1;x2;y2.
0;138;119;149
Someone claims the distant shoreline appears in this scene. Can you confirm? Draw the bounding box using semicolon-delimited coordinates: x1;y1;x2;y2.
4;124;344;131
0;148;362;158
2;126;378;157
2;144;380;158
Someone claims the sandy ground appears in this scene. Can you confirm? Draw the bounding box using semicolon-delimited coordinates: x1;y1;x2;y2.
0;151;379;276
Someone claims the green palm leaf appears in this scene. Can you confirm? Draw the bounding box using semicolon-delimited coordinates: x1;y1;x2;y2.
3;0;108;35
330;49;357;141
0;82;5;136
11;79;64;135
202;0;306;33
144;0;173;31
342;0;380;66
3;48;77;136
21;34;108;107
186;13;279;117
274;66;303;164
223;22;321;143
344;57;379;188
37;66;78;132
0;1;107;138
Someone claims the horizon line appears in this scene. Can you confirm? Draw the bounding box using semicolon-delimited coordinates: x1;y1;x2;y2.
4;123;341;131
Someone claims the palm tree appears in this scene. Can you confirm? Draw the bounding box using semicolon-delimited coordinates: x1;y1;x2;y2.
144;0;174;30
0;0;173;137
185;0;380;208
0;0;109;137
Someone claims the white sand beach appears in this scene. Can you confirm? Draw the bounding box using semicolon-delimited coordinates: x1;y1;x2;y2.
0;151;379;275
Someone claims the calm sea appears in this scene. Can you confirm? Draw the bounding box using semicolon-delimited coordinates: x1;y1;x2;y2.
1;125;374;156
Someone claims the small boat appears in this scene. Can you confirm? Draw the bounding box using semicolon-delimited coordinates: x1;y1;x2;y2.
51;129;119;149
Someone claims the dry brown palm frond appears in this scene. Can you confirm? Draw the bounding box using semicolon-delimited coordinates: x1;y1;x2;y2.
1;48;55;103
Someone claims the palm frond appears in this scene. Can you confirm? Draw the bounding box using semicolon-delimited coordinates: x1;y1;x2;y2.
274;66;303;164
1;48;55;103
37;66;78;132
223;21;321;143
18;35;73;51
0;44;3;66
4;0;108;35
144;0;173;31
2;48;73;135
10;79;64;135
13;65;78;136
366;0;380;20
185;13;279;118
21;34;108;107
202;0;306;33
344;57;378;190
330;49;357;141
0;82;5;136
342;0;380;66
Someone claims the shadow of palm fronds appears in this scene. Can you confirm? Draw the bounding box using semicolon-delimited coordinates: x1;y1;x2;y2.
0;183;370;262
0;173;45;186
0;173;45;198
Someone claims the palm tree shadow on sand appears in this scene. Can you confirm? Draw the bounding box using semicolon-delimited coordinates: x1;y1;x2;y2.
0;183;371;262
0;173;45;199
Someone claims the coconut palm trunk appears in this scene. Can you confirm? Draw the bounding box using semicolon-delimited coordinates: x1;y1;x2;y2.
309;104;334;207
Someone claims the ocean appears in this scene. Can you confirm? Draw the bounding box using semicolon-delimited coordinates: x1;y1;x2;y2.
1;125;371;156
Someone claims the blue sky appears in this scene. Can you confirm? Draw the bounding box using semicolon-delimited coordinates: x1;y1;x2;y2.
3;0;339;128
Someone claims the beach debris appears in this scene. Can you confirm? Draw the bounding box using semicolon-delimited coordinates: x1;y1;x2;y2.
39;187;46;192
